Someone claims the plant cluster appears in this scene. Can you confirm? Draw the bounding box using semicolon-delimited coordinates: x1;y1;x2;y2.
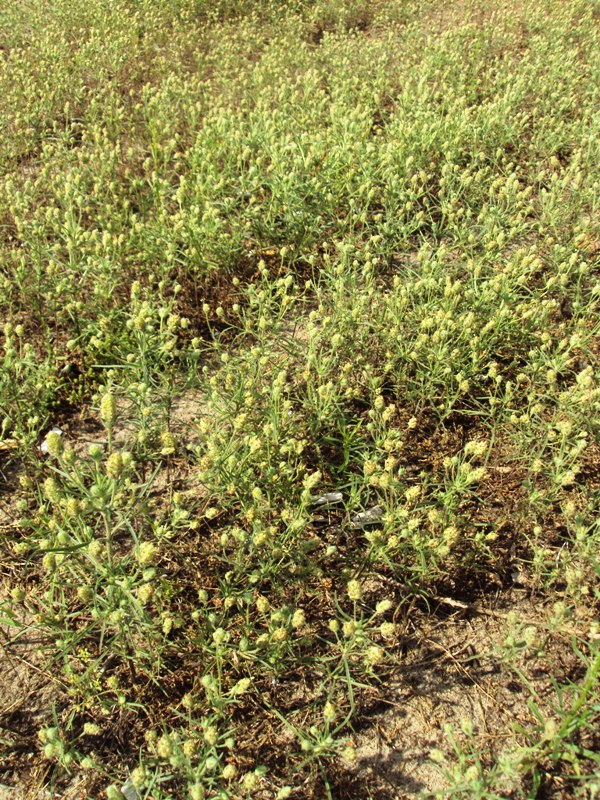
0;0;599;798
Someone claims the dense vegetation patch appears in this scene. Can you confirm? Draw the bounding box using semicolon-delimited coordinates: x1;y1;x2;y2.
0;0;599;798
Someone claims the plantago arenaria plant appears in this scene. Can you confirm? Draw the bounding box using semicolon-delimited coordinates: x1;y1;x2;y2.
1;0;599;797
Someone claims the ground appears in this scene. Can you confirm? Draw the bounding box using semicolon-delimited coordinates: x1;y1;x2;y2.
0;0;599;798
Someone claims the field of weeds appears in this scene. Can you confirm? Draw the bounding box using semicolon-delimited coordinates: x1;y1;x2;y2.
0;0;599;798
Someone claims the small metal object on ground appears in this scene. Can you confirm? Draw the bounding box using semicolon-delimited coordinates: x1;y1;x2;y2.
350;505;384;528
